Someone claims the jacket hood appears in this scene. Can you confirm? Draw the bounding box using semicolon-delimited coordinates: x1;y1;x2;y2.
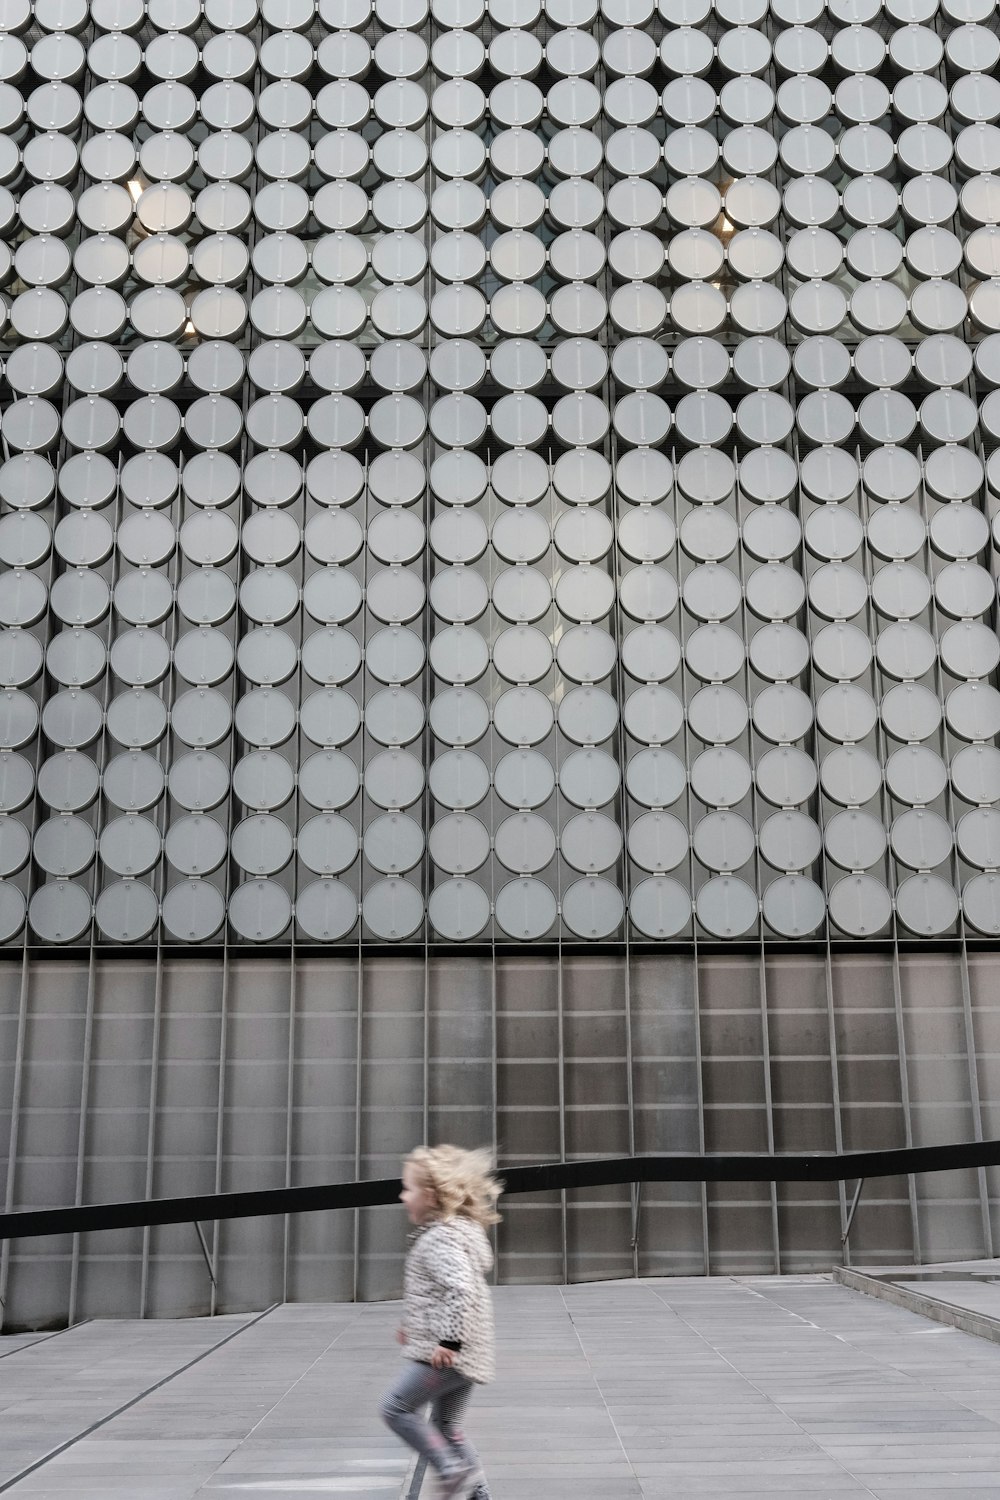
425;1214;494;1275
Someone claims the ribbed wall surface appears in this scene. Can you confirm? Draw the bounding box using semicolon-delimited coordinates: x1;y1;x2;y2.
1;949;999;1327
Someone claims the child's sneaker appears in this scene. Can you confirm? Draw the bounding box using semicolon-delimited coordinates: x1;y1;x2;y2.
469;1484;491;1500
432;1462;480;1499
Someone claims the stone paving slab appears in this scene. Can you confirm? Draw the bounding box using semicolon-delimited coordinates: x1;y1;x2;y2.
0;1333;49;1360
4;1275;1000;1499
0;1314;257;1488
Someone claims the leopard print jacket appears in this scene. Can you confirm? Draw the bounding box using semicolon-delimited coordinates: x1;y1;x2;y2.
402;1216;495;1384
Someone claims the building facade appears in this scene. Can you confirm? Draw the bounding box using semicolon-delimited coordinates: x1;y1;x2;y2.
1;0;1000;1325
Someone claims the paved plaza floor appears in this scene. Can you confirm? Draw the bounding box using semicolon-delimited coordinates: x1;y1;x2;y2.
3;1274;1000;1500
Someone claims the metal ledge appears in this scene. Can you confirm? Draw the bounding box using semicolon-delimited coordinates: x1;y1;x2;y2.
835;1264;1000;1346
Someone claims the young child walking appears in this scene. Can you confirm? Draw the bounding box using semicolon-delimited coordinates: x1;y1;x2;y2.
379;1145;500;1500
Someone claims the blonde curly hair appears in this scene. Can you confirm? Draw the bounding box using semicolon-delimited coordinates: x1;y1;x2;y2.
405;1145;503;1228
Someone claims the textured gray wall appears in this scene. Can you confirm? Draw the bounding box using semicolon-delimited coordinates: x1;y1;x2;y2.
1;948;997;1329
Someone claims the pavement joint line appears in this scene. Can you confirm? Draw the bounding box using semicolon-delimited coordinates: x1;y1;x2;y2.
747;1274;1000;1454
0;1303;280;1495
404;1456;427;1500
647;1277;884;1500
197;1303;383;1496
0;1318;91;1361
835;1267;1000;1348
558;1280;652;1498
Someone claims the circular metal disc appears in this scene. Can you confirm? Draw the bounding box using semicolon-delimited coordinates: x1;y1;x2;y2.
232;815;294;876
627;811;687;873
494;877;556;940
626;748;686;808
963;873;1000;935
755;746;819;808
629;877;691;938
885;745;948;806
427;879;490;942
693;811;755;872
95;881;159;943
494;812;556;874
623;624;682;684
364;816;422;876
28;881;92;943
762;876;825;937
162;822;226;876
362;877;423;940
696;875;758;938
690;747;751;809
295;879;358;941
828;874;892;937
298;815;359;877
0;816;30;879
562;877;624;939
896;874;959;936
162;879;226;942
561;812;622;874
428;813;490;874
229;880;292;942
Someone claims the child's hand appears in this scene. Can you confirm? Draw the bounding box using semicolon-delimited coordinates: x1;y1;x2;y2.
396;1327;407;1345
430;1345;455;1369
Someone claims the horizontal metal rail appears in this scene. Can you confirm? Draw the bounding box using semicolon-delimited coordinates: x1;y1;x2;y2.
3;1141;999;1242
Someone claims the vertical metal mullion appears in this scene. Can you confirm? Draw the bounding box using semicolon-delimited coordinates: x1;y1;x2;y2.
353;952;363;1304
489;919;498;1284
153;442;184;939
856;437;892;926
967;283;998;1259
623;937;637;1276
422;943;429;1149
210;943;231;1315
283;426;307;1304
958;936;993;1258
890;948;921;1263
483;442;499;1281
734;449;780;1271
484;451;498;1155
675;447;709;1272
757;945;781;1273
223;0;265;944
789;418;851;1256
921;443;988;1255
0;947;31;1329
604;270;637;1274
419;53;433;1130
799;432;856;1257
351;429;371;1304
544;420;568;1272
692;929;709;1275
139;944;165;1316
824;945;852;1265
791;439;831;811
857;445;918;1255
556;930;567;1285
283;939;296;1306
206;34;263;1301
18;408;58;969
67;945;98;1326
543;437;568;1275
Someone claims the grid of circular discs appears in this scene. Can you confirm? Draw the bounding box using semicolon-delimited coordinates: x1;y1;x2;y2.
1;0;1000;945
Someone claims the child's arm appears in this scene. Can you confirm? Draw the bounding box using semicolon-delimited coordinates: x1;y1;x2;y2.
426;1226;474;1364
